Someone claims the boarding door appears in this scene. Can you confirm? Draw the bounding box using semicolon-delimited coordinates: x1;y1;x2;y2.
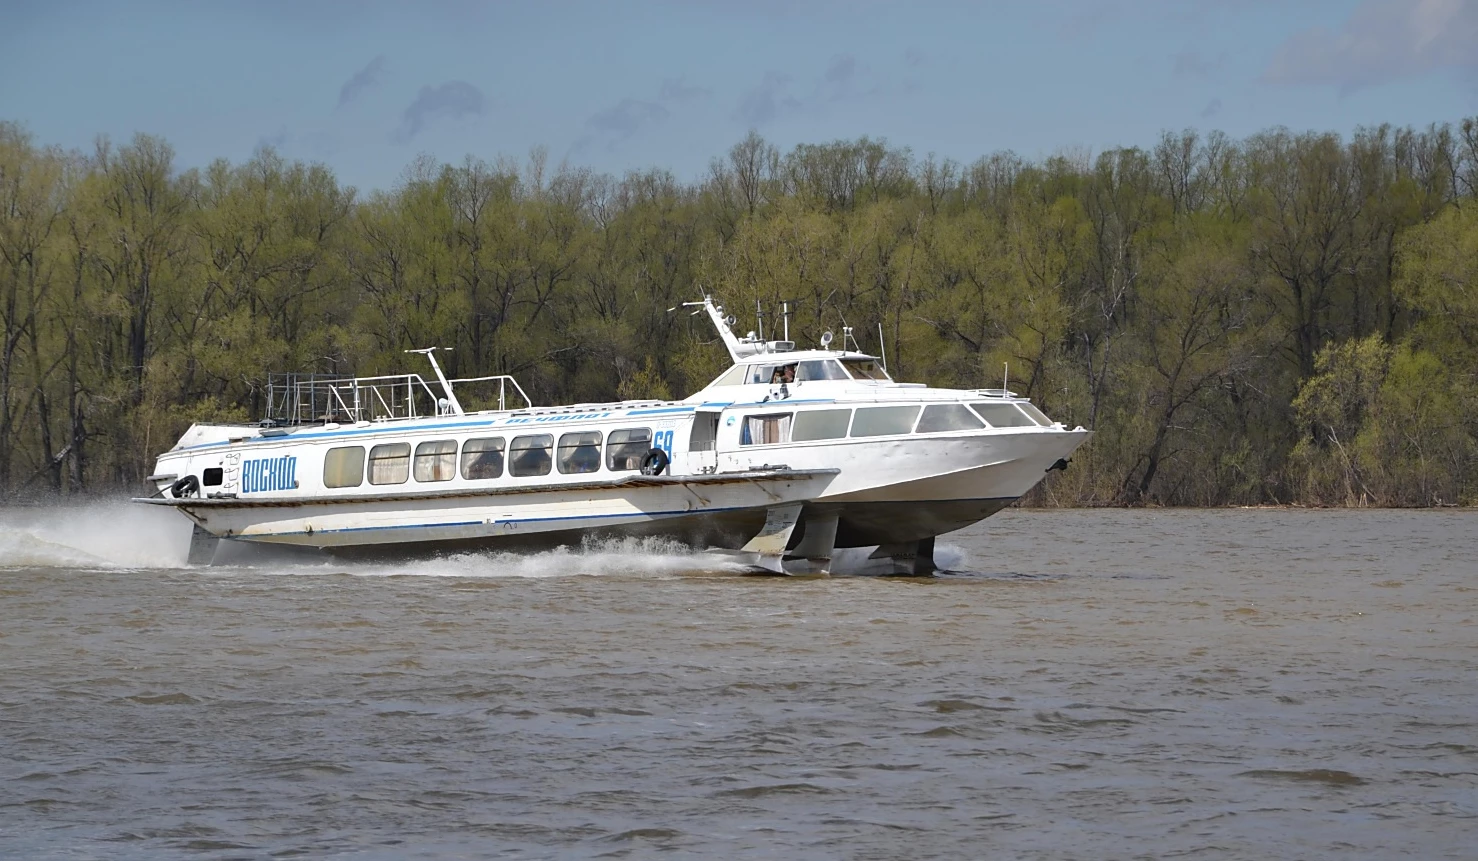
687;409;721;474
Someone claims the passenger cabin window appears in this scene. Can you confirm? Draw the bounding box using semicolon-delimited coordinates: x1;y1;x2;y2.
971;403;1038;428
1017;402;1054;426
841;359;891;381
203;467;223;487
461;437;505;480
741;413;792;445
606;428;652;471
414;439;457;482
850;405;920;437
792;408;852;441
368;442;411;485
557;431;603;474
794;360;849;381
916;404;985;433
751;364;796;385
509;434;553;477
324;446;365;488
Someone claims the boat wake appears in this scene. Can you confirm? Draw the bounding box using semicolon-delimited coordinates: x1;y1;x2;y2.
0;500;195;569
0;501;968;578
299;537;762;580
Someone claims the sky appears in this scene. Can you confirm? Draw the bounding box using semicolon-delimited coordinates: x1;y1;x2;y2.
2;0;1477;193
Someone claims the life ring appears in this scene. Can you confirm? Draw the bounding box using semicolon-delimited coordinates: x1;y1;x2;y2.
639;447;670;476
170;475;200;499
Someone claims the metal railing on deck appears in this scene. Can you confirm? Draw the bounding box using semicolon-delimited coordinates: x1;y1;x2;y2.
265;373;532;425
444;375;533;414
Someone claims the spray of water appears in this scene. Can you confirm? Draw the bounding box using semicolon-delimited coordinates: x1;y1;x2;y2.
0;501;966;578
0;502;751;579
0;500;194;569
325;536;758;580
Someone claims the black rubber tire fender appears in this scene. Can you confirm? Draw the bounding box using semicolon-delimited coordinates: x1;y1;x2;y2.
170;475;200;499
639;447;670;476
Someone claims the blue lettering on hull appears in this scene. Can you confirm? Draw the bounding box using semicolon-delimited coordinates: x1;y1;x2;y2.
243;455;298;493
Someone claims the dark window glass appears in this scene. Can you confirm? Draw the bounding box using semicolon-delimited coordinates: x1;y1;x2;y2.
849;406;919;437
202;467;223;487
557;430;603;474
795;360;849;381
606;427;653;471
460;437;505;480
841;359;891;380
509;434;553;477
1018;402;1054;426
916;404;985;433
792;409;851;440
970;403;1037;428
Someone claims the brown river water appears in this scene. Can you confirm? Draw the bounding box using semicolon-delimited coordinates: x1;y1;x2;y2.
1;504;1474;859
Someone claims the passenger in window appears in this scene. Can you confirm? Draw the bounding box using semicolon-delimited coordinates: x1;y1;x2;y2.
781;364;796;384
515;446;550;475
571;443;601;473
770;367;785;384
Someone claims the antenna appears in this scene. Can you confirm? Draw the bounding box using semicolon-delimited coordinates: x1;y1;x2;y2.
755;299;766;343
404;347;464;416
877;322;888;373
1003;362;1009;395
780;300;792;343
680;297;746;361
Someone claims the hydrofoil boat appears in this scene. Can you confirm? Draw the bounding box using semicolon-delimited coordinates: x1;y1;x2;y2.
135;298;1090;574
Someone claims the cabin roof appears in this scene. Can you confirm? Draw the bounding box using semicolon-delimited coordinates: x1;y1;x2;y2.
722;349;880;364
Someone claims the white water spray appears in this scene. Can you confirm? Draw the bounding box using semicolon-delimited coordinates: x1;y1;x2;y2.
0;502;967;577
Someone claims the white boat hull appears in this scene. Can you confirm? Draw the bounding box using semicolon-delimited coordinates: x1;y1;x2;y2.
733;429;1090;546
138;470;838;557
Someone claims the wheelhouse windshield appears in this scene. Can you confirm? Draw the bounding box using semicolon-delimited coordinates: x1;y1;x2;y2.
795;360;850;381
841;359;891;381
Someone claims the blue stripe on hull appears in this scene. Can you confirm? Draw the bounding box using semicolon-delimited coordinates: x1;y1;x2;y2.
248;505;750;540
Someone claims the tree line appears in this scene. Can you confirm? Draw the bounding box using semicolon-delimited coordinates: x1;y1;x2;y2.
2;118;1476;505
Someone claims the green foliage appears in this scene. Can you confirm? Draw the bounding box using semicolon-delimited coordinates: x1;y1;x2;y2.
1;117;1477;506
1291;334;1393;504
1292;336;1475;505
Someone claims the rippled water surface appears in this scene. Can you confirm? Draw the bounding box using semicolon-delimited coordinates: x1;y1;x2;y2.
2;504;1475;859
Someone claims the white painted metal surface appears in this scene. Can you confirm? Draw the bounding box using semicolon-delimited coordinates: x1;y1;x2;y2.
136;297;1091;572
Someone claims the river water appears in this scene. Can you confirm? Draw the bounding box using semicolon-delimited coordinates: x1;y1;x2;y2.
1;504;1474;859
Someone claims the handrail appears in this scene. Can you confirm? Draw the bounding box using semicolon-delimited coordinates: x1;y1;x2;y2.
445;375;533;412
265;371;533;425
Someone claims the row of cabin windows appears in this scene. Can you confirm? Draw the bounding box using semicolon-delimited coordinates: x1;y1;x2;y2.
740;401;1052;446
322;428;653;489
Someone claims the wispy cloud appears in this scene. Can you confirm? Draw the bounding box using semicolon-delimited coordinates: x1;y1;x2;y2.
659;77;711;103
1263;0;1478;93
573;98;670;153
338;56;387;108
572;77;710;155
1172;50;1225;79
393;81;485;143
819;54;859;102
256;126;290;152
735;71;801;126
734;54;880;127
